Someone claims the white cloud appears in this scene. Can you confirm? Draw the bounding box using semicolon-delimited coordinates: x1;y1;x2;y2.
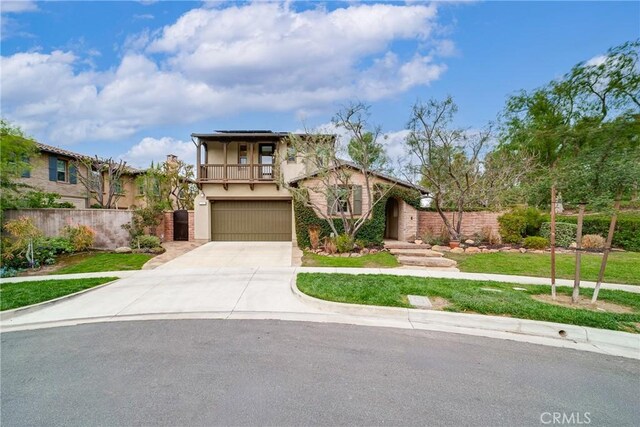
121;136;196;168
1;1;38;14
1;2;455;145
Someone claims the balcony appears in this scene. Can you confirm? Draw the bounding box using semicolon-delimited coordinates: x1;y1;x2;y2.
199;164;275;189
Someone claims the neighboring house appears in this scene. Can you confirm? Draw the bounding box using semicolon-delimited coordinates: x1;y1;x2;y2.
17;143;143;209
191;130;427;243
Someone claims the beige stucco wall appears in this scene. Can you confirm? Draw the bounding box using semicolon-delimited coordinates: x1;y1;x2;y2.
204;141;304;182
4;208;133;249
193;183;294;240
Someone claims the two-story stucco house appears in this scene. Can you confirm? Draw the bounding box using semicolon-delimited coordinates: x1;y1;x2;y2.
191;130;427;243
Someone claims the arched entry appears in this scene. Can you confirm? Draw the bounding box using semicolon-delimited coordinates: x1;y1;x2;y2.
384;198;399;240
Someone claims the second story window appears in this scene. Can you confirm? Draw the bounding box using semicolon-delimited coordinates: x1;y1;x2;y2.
238;144;248;164
114;178;123;194
287;144;296;164
57;159;67;182
90;170;101;192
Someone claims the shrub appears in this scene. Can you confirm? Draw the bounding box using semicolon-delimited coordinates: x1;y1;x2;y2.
323;236;337;255
582;234;605;249
2;217;42;268
308;226;321;250
522;236;549;249
0;266;19;278
498;213;526;244
132;235;161;249
63;224;95;252
540;222;577;248
551;213;640;252
335;234;355;253
498;206;544;244
421;229;444;246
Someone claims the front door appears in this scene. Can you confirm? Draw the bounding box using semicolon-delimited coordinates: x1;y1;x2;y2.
259;143;275;179
384;198;399;240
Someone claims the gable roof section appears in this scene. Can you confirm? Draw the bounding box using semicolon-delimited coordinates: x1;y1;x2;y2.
289;160;429;195
36;143;145;175
36;142;88;160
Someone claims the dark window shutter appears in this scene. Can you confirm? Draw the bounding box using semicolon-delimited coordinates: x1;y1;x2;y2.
353;185;362;215
69;164;78;184
48;156;57;181
327;188;336;215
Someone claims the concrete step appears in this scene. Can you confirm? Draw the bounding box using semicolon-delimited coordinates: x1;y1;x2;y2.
389;249;443;257
396;256;457;268
384;242;427;250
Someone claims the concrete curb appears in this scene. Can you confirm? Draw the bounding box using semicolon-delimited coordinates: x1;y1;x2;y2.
0;279;120;321
290;278;640;360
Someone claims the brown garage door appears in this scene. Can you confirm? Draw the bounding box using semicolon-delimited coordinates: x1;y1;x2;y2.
211;200;292;241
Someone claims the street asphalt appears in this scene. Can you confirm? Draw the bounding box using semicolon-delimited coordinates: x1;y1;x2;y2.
2;319;638;426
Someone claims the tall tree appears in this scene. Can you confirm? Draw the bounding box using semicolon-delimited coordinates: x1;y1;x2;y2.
74;156;128;209
501;39;640;301
404;96;527;242
284;103;395;240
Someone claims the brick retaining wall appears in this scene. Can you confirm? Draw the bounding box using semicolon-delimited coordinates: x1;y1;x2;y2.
417;211;504;240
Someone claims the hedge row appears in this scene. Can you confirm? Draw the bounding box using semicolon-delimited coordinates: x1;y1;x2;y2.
552;213;640;252
294;185;422;248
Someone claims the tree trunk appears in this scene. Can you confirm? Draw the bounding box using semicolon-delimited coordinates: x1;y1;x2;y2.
591;197;621;304
572;203;585;304
550;184;557;300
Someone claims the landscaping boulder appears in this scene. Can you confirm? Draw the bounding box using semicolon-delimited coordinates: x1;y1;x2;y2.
432;245;451;252
466;247;481;254
451;247;465;254
519;248;527;253
115;246;132;253
464;239;475;245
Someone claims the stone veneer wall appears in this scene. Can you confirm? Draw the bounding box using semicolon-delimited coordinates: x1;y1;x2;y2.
4;208;133;249
417;211;504;240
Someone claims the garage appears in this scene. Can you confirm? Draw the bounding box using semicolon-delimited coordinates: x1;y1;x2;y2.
210;200;292;241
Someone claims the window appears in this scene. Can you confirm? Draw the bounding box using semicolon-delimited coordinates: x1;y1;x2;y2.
57;159;67;182
328;185;362;215
114;179;123;194
238;144;248;164
90;170;101;193
287;144;296;163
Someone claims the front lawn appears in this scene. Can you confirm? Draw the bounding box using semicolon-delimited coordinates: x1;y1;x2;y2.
444;251;640;285
52;252;154;275
302;251;400;268
0;277;117;311
297;273;640;332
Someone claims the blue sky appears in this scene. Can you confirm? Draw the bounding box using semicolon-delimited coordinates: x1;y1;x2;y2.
1;1;638;168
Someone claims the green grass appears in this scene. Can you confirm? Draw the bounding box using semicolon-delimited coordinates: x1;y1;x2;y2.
302;251;400;268
444;251;640;285
52;252;154;275
0;277;117;311
297;273;640;332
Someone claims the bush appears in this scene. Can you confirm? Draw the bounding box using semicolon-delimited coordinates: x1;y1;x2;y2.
540;222;577;248
63;224;95;252
132;235;161;249
498;213;526;244
323;236;337;255
582;234;606;249
551;213;640;252
0;266;19;278
498;206;544;244
522;236;549;250
335;234;355;253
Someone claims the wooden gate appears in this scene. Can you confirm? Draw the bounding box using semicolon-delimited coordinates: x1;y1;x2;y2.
173;210;189;241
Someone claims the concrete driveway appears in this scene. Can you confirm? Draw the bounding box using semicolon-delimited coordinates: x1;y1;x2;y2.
156;241;293;269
